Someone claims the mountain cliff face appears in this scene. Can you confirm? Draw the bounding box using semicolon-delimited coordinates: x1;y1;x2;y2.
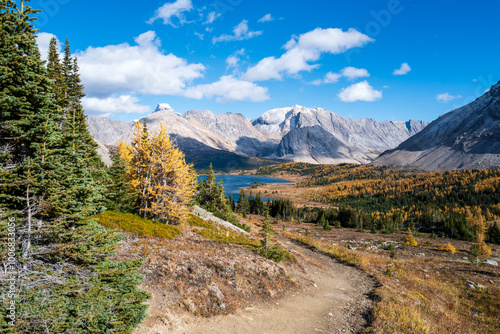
86;104;428;166
274;126;369;164
252;105;428;162
374;81;500;170
183;110;277;156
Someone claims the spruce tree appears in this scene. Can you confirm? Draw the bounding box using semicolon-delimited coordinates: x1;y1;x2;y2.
0;2;149;332
105;148;137;213
238;189;249;218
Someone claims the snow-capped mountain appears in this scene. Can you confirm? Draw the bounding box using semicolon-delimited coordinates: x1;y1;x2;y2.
86;104;428;166
253;105;428;163
374;81;500;170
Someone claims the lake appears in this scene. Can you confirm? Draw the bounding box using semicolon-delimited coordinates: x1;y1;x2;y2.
198;175;291;202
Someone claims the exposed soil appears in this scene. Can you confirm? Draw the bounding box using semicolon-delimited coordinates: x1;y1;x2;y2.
132;226;376;334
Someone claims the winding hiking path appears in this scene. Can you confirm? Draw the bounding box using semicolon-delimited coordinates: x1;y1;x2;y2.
137;236;376;334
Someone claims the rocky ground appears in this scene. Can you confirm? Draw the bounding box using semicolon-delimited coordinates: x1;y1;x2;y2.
118;217;376;334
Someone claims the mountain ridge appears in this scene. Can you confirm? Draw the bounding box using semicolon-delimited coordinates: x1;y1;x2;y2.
373;81;500;170
86;104;429;166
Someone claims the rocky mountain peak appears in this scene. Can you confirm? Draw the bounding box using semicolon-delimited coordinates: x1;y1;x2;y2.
489;81;500;97
154;103;174;113
373;80;500;170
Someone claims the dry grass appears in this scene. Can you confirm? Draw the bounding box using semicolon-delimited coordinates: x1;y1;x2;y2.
281;229;500;334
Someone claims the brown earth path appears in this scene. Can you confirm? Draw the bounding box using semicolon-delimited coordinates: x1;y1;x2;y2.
136;234;376;334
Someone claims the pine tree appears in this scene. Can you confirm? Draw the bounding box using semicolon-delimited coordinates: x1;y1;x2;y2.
148;124;196;223
195;163;237;223
487;222;500;245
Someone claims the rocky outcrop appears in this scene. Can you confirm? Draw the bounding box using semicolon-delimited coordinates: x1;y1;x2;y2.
192;206;249;234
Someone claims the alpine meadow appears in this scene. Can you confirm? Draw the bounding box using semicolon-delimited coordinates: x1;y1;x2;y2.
1;1;500;334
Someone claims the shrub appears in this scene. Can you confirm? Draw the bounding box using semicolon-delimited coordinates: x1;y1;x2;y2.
439;243;456;254
403;228;418;246
481;245;492;256
95;211;182;239
259;246;287;263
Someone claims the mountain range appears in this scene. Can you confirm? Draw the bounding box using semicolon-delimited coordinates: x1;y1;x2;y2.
86;104;428;168
374;81;500;170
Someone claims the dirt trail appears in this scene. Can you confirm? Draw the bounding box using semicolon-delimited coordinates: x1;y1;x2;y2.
136;236;376;334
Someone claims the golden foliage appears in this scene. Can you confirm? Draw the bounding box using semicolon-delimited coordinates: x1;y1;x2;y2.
403;228;418;246
121;122;197;224
439;243;456;254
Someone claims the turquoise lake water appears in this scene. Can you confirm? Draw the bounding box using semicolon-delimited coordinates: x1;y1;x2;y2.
198;175;291;202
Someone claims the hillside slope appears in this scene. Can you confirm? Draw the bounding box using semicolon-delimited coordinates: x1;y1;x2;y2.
374;81;500;170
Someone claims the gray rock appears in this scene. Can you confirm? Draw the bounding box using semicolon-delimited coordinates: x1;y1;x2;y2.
192;206;248;234
483;259;498;266
86;103;428;166
466;280;486;289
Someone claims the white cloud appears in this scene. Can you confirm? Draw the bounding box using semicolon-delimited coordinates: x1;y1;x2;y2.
309;67;368;85
310;71;341;85
212;20;263;44
194;32;204;40
341;67;370;80
436;92;462;103
393;62;411;76
225;48;247;71
243;28;373;82
258;14;274;23
148;0;193;26
184;75;269;102
324;72;342;83
36;32;60;62
82;95;150;116
226;55;240;69
204;11;221;25
77;31;205;98
338;81;382;102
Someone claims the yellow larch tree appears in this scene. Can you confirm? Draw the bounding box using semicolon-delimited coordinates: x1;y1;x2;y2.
122;121;196;224
148;124;196;223
466;207;492;257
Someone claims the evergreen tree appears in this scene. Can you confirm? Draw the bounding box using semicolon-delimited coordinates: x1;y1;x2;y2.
254;192;265;215
195;163;238;223
0;2;149;331
105;148;136;213
238;189;249;218
487;222;500;245
258;210;286;263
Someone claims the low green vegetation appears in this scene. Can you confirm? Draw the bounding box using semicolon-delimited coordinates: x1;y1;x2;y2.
95;211;183;239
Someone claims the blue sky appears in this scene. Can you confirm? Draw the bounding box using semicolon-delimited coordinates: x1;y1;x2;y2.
31;0;500;123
